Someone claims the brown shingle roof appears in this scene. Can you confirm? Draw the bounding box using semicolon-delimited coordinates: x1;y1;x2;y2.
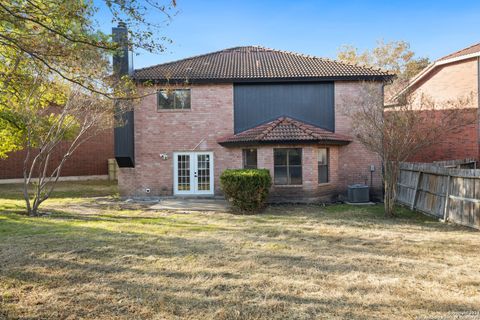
218;117;352;146
438;42;480;61
134;46;393;82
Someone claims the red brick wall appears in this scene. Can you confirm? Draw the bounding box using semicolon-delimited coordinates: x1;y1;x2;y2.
335;81;384;200
0;129;113;179
256;144;341;202
118;84;240;196
408;109;478;162
407;58;479;162
118;82;384;201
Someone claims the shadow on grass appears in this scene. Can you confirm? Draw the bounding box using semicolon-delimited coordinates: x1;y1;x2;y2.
0;180;118;200
1;209;478;319
258;203;470;233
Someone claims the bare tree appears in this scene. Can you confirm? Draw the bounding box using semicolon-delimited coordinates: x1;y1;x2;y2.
21;83;116;216
337;40;430;101
342;82;475;217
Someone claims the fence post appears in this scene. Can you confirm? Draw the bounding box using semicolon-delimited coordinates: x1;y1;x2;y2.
411;171;422;210
442;175;451;222
108;159;118;181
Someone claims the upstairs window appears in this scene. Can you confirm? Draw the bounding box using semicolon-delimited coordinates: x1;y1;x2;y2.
157;89;191;110
274;148;302;185
242;149;257;169
318;148;329;183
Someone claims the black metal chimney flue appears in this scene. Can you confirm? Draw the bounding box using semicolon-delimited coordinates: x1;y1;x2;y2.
112;22;135;168
112;22;129;79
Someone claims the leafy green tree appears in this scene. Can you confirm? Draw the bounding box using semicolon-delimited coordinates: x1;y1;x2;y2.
403;57;430;80
0;0;176;215
0;0;175;93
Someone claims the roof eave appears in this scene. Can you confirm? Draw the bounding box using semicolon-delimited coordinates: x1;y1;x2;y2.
218;139;351;147
133;75;394;84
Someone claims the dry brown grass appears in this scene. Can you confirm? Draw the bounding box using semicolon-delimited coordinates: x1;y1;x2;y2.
1;182;479;319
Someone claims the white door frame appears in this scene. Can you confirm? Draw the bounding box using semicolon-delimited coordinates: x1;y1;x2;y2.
173;151;214;195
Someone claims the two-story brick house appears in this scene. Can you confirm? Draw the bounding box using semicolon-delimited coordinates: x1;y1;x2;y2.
113;29;393;202
390;43;480;163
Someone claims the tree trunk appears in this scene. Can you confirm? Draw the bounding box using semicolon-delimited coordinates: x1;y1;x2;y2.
23;185;48;216
24;180;44;216
22;182;32;215
383;161;399;217
30;183;44;216
30;202;40;216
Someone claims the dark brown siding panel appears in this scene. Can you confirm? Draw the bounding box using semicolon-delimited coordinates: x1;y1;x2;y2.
112;23;135;168
114;109;135;167
234;82;335;133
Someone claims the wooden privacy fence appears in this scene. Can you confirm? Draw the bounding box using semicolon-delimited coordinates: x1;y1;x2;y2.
432;158;477;169
397;162;480;230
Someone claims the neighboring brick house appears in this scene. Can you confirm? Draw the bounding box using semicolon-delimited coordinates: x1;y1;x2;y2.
114;36;393;201
391;43;480;163
0;130;113;181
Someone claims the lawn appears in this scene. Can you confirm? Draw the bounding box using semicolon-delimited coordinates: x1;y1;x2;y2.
0;181;479;319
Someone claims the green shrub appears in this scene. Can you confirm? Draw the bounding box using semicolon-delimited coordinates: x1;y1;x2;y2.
220;169;272;213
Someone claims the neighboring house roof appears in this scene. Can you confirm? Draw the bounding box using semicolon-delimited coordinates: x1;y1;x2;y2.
134;46;394;83
437;43;480;61
390;42;480;103
218;116;352;146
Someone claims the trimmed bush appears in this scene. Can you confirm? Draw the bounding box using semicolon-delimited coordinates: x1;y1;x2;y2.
220;169;272;213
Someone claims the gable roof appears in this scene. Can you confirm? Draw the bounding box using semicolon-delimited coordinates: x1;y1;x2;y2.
133;46;394;83
218;116;351;146
390;42;480;103
438;43;480;61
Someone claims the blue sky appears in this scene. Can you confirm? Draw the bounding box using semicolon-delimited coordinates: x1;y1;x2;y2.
98;0;480;69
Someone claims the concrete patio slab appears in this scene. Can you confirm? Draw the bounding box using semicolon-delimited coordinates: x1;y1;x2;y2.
149;198;230;212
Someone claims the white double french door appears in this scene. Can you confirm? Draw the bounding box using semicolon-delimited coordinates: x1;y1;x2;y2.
173;152;214;195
